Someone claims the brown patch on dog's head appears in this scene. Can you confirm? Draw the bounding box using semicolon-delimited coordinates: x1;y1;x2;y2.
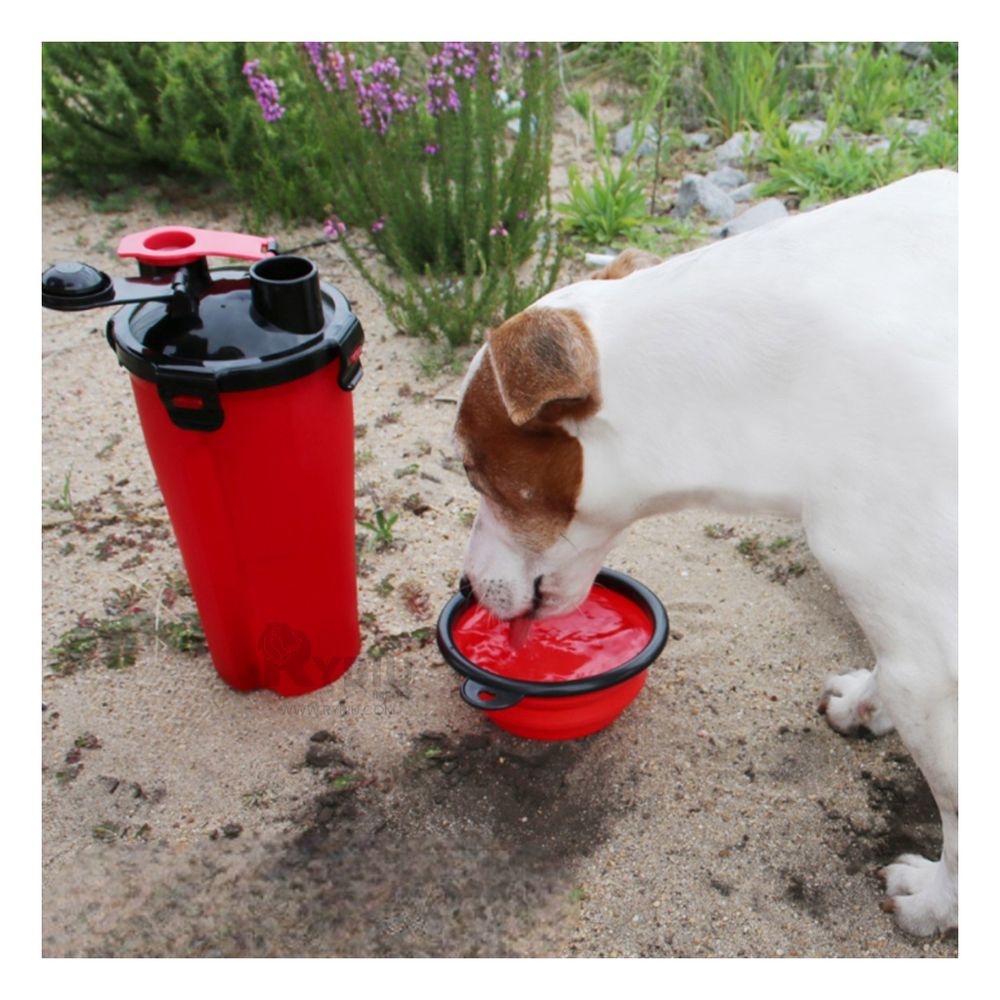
486;308;601;426
590;247;662;281
456;307;601;551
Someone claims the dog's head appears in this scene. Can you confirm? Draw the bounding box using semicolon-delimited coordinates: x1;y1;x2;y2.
454;250;661;621
454;304;621;620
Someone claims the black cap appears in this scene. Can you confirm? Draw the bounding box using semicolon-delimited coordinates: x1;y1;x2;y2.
42;262;113;309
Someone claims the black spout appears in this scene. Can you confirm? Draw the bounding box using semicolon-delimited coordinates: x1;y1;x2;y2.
249;255;324;334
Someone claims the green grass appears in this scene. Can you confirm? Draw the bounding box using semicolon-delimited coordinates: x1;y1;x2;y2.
698;42;795;138
755;115;955;207
755;134;910;206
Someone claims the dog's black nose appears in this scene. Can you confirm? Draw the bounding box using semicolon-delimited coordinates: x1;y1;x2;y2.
459;574;475;599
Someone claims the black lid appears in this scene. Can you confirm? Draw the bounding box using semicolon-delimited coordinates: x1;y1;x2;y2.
42;262;113;307
107;256;363;395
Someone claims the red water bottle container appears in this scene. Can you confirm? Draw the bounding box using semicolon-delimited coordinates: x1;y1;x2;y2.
42;226;364;696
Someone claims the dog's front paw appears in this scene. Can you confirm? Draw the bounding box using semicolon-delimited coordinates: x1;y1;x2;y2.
880;854;958;936
818;668;894;736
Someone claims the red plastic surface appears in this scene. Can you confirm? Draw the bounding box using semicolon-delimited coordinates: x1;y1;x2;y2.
453;584;653;683
117;225;274;267
474;672;648;741
129;363;360;696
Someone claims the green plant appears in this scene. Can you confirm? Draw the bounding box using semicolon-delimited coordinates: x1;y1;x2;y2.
42;42;257;194
157;614;207;655
737;534;766;566
697;42;795;138
46;469;75;514
557;90;651;245
359;508;400;550
560;163;649;246
238;43;563;346
47;591;206;675
756;133;913;206
910;126;959;169
635;43;682;216
824;44;911;134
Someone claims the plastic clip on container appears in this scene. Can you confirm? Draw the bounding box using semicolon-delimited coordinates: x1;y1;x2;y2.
42;226;365;696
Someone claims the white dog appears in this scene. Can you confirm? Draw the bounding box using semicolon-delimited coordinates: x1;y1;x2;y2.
454;170;957;936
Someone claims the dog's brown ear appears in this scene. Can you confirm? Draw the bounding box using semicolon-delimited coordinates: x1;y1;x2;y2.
487;307;601;426
591;247;662;280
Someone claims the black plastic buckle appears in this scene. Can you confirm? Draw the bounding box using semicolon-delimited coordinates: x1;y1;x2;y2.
155;368;224;432
336;316;365;392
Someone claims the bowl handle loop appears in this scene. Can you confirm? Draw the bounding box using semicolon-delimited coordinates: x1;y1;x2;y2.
460;679;523;711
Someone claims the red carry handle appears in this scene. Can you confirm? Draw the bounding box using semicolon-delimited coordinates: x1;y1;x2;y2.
117;225;275;267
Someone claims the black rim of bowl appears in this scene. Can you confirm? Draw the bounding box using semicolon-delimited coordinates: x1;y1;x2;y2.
436;567;669;699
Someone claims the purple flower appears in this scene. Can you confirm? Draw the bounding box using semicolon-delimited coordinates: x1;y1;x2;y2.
488;43;502;82
329;49;354;91
324;217;347;240
424;143;440;156
489;222;509;238
304;42;333;91
517;210;530;221
243;59;286;122
425;42;482;117
351;55;414;135
371;217;385;233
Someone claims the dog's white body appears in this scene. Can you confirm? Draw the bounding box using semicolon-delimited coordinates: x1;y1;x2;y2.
457;170;958;935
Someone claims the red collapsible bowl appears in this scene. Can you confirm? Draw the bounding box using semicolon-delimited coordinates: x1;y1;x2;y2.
436;569;669;740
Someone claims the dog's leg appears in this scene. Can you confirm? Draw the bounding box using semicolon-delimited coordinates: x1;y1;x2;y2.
819;667;894;736
874;660;958;935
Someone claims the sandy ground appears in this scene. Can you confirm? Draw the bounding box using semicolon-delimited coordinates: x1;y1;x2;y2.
41;140;958;957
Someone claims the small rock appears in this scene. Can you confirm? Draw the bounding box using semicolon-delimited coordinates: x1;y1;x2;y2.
684;131;712;149
864;137;892;154
706;166;747;190
717;198;789;238
887;117;931;139
787;119;827;145
222;823;243;839
897;42;931;62
305;746;338;769
309;730;335;744
613;121;659;158
714;130;762;165
731;182;758;204
675;174;737;221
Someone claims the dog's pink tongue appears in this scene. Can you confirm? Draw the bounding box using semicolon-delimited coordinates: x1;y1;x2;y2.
508;615;534;651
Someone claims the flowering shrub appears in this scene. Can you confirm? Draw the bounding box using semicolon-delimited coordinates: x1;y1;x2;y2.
240;42;561;346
